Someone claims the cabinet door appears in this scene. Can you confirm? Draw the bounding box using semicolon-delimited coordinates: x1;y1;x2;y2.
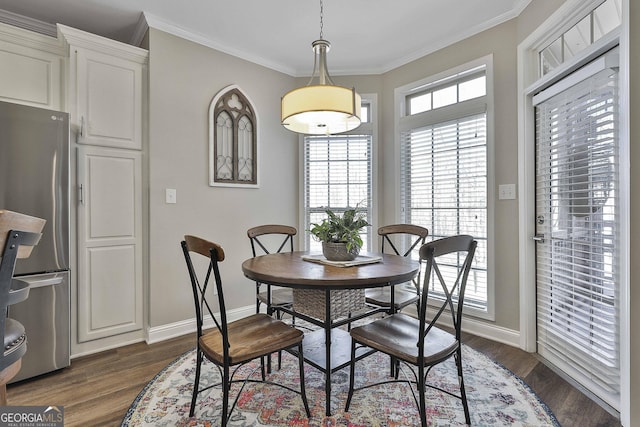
75;48;143;149
0;39;62;109
77;146;142;342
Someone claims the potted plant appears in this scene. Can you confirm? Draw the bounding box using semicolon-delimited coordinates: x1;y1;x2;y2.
309;206;370;261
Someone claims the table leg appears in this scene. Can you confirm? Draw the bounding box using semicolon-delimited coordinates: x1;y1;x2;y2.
390;286;397;377
325;290;332;416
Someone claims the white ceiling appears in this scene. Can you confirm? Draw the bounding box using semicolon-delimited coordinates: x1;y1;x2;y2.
0;0;531;76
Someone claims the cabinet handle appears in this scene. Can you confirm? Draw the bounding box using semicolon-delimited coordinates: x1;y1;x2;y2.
79;184;84;205
80;116;85;137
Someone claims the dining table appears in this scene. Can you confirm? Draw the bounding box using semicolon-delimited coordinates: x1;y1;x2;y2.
241;251;420;416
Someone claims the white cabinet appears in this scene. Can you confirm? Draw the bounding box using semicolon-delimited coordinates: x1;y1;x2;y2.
59;24;146;150
76;146;143;342
73;47;143;149
58;25;148;347
1;21;148;351
0;23;64;109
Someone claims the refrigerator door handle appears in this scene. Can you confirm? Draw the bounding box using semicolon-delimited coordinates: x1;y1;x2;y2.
20;276;64;289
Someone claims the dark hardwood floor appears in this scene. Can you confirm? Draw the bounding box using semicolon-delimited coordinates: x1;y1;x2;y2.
7;331;620;426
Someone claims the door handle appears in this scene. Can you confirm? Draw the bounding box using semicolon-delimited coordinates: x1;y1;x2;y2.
532;234;545;243
19;276;64;289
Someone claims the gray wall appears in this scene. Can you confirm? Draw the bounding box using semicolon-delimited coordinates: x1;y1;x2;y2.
142;0;637;419
144;0;635;359
147;29;299;327
143;3;561;332
376;19;520;330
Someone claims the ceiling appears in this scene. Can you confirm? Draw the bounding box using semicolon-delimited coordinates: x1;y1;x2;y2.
0;0;531;76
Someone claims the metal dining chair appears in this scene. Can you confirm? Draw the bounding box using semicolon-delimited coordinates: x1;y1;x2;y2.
365;224;428;313
247;225;296;319
346;234;477;426
181;235;310;425
0;210;45;405
247;225;301;371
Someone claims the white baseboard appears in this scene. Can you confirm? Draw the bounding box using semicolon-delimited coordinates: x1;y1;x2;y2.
459;318;521;348
147;304;521;350
402;306;522;349
146;305;256;344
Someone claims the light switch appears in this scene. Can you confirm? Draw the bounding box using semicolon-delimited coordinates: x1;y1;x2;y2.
498;184;516;200
165;188;177;204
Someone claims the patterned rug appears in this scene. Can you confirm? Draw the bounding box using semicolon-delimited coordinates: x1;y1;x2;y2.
122;343;559;426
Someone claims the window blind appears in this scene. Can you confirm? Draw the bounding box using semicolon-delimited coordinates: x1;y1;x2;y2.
534;63;619;408
304;134;373;253
400;113;488;309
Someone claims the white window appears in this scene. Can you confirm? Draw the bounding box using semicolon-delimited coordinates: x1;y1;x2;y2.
539;0;621;75
302;98;375;252
396;59;493;319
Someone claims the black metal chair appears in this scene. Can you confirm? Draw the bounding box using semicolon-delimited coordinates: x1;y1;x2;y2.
0;210;45;405
365;224;428;313
181;235;310;425
345;235;477;426
247;225;300;371
247;225;296;318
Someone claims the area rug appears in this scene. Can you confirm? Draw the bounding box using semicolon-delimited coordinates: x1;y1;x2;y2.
122;344;559;426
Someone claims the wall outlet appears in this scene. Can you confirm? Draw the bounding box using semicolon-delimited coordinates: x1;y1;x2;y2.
498;184;516;200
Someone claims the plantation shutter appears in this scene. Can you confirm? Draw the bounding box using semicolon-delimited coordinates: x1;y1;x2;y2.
533;52;620;408
304;134;373;253
399;112;488;310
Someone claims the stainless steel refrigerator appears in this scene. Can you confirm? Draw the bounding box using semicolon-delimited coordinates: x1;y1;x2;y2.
0;100;70;383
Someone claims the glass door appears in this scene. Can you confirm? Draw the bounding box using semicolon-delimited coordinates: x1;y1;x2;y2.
533;49;620;409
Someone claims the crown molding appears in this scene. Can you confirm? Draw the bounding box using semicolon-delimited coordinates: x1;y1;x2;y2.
0;8;56;38
143;12;296;77
378;1;531;74
130;12;148;47
57;24;148;63
0;12;63;55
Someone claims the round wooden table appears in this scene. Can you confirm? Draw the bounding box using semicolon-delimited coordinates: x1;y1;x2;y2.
242;251;419;416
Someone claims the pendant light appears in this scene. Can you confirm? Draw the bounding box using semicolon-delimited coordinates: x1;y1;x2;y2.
281;0;361;135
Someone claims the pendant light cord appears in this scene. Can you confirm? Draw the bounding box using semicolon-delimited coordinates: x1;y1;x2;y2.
319;0;324;39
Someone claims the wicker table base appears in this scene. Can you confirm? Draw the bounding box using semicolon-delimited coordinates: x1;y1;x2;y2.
293;288;365;321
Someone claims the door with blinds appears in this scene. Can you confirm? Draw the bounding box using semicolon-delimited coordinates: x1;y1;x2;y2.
533;48;619;409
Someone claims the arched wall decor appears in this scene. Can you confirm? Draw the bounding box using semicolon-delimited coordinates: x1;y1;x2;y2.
209;85;258;187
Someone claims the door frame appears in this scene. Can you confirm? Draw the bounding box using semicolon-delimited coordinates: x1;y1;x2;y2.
516;0;630;423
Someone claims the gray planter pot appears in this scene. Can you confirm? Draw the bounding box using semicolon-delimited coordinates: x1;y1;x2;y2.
322;241;360;261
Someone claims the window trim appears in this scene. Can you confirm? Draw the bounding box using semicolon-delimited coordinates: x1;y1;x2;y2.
299;94;378;251
394;56;495;321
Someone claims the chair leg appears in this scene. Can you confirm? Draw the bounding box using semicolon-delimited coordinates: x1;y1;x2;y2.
297;342;311;417
190;349;203;417
456;348;471;425
344;340;357;411
418;364;427;427
221;364;230;427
